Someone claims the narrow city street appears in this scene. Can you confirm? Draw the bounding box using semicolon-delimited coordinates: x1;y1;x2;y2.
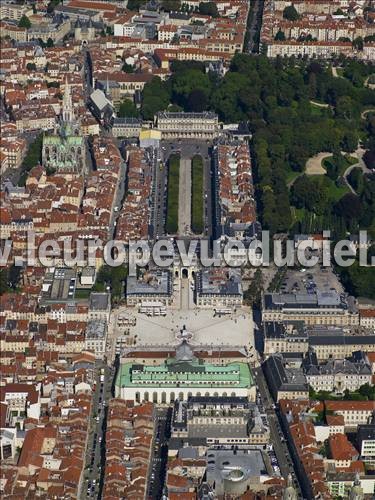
253;367;303;497
110;157;127;239
81;362;113;500
245;0;263;53
146;407;171;500
151;149;167;238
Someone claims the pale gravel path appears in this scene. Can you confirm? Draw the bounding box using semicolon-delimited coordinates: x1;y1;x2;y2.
343;148;372;195
310;100;330;108
178;157;191;236
305;152;330;175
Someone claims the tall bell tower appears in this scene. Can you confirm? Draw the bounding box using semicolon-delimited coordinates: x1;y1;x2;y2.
62;77;74;124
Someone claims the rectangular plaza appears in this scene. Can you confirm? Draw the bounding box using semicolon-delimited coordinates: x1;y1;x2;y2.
112;305;254;351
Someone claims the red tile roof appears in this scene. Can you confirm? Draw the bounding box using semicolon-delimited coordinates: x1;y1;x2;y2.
325;400;375;412
328;433;359;461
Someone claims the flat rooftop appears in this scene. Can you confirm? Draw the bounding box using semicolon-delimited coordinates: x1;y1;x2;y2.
86;320;106;339
40;268;76;304
126;270;172;297
264;291;350;310
197;268;242;296
206;448;268;488
89;292;110;311
189;424;248;439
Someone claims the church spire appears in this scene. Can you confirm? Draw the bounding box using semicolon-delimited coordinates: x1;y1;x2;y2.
62;76;74;123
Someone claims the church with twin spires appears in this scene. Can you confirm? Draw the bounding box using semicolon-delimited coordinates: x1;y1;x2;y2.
42;79;85;174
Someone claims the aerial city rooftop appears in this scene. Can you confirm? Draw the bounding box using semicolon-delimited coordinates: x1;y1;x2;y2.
0;0;375;499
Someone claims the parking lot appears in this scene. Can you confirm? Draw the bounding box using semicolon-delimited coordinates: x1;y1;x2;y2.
279;265;345;295
161;139;210;164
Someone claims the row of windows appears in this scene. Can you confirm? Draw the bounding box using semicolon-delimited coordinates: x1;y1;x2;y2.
192;418;245;424
308;375;370;380
131;380;239;386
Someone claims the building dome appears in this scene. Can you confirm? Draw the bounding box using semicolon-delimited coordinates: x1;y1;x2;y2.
175;340;194;362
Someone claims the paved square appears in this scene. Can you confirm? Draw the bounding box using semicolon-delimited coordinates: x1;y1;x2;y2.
113;306;254;350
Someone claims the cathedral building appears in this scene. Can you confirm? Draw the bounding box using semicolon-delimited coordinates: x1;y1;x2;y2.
42;80;85;174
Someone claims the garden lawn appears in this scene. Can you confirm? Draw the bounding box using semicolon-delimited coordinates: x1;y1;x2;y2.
166;154;180;234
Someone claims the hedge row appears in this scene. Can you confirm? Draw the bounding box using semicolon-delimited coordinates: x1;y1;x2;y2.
166;154;180;234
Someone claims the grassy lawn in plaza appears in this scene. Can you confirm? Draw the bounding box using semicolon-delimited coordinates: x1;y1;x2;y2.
166;154;180;234
74;288;91;300
191;155;204;234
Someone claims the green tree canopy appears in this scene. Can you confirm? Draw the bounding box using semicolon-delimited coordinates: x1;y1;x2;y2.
18;15;31;29
275;30;286;41
18;134;42;186
198;1;219;17
127;0;144;10
122;62;134;73
338;261;375;299
334;192;363;221
161;0;181;11
47;0;61;13
94;265;128;302
118;99;139;118
187;89;208;112
0;269;9;294
141;76;171;120
363;149;375;170
283;5;299;21
171;68;211;108
291;175;330;215
352;36;364;51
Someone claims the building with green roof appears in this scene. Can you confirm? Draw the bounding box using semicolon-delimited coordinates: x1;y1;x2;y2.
115;341;255;404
